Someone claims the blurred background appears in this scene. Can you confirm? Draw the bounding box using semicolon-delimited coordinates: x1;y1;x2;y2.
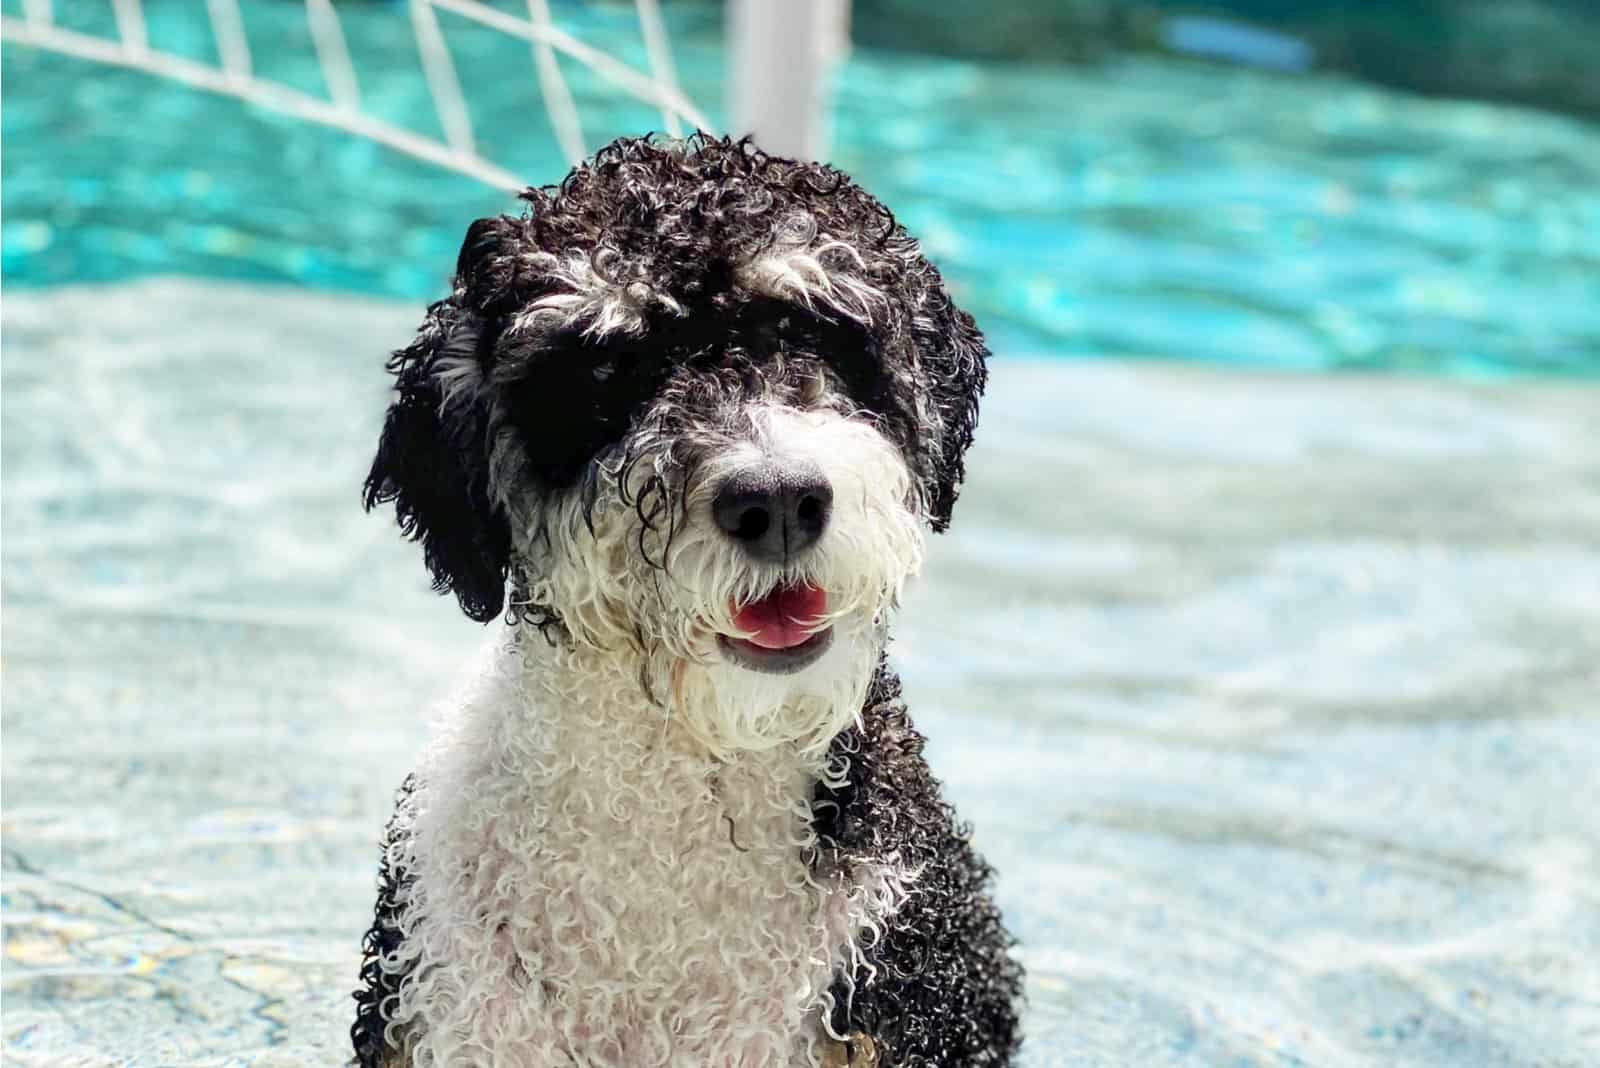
3;2;1598;1065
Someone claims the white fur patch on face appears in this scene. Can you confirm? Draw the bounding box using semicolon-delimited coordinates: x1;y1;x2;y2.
518;401;925;760
668;406;924;757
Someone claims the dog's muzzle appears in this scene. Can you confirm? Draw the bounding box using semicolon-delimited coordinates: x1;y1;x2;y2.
712;458;836;673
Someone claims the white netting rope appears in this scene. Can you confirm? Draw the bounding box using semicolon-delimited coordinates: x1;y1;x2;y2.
1;0;715;192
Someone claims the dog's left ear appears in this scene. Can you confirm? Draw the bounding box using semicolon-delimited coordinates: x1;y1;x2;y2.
363;219;519;623
918;297;990;532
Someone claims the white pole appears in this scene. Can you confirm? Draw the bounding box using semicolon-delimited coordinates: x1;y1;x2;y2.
727;0;847;161
527;0;588;165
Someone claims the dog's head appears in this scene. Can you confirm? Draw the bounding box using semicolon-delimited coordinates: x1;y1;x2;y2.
366;135;986;755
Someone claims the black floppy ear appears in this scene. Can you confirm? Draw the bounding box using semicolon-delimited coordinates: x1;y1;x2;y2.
919;296;990;532
363;218;519;623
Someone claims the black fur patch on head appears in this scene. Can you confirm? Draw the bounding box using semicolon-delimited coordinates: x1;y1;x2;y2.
813;663;1024;1065
367;134;989;621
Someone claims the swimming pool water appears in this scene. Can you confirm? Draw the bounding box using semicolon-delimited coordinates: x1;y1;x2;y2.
4;0;1599;375
4;280;1599;1066
5;3;1600;1065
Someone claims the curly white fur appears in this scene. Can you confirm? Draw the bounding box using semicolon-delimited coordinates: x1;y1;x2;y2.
511;249;688;340
736;215;887;326
379;403;926;1066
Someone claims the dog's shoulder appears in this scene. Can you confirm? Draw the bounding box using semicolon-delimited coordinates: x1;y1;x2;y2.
813;663;1024;1066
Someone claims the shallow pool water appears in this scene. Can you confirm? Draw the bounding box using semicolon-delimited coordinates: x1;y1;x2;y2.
4;280;1599;1066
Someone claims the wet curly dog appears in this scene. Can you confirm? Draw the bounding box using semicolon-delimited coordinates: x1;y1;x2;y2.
353;134;1021;1068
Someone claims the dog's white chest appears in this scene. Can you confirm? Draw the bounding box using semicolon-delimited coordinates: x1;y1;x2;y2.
384;655;903;1067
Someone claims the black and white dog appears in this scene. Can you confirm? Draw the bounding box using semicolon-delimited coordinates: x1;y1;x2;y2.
353;135;1021;1068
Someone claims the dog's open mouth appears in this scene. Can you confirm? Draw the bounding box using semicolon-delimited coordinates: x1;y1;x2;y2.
718;583;833;674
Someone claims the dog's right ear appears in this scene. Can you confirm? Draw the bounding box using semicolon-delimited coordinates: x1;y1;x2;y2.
363;218;519;623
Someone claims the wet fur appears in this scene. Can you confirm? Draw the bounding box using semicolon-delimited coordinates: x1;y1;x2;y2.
354;135;1020;1066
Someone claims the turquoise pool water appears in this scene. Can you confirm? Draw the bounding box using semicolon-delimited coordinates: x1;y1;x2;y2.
4;4;1600;1067
5;1;1600;375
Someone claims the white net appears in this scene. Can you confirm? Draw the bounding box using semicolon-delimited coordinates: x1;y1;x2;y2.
1;0;716;192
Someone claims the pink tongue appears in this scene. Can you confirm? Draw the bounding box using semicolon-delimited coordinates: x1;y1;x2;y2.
731;584;828;650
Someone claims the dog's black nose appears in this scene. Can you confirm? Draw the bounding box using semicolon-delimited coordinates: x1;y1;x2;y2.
712;460;833;563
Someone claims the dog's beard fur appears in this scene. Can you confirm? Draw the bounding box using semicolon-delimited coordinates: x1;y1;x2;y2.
513;402;926;759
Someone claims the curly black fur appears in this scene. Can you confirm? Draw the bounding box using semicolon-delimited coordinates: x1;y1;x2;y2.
352;776;417;1068
362;296;511;623
364;134;986;625
813;664;1024;1067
